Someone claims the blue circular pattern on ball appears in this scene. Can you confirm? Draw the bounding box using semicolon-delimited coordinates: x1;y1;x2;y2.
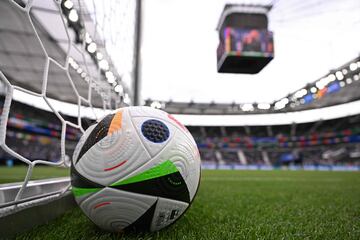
141;119;170;143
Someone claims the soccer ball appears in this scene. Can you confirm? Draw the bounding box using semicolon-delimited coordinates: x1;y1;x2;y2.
70;106;201;232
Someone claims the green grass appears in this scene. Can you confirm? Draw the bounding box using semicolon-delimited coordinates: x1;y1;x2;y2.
14;170;360;239
0;165;69;184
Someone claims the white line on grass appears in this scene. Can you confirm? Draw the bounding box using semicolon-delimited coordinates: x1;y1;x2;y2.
203;177;342;182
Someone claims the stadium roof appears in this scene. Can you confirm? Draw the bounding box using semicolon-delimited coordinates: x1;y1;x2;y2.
147;55;360;114
0;1;128;108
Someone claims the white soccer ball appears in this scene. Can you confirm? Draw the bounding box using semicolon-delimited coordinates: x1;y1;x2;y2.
71;106;201;232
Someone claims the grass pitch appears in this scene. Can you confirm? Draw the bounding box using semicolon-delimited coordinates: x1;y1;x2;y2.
14;170;360;239
0;165;69;184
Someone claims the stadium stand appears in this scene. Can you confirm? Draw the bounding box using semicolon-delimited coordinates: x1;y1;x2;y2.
0;97;90;165
2;96;359;170
188;114;360;169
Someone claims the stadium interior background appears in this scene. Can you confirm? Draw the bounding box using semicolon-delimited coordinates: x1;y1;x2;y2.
0;0;359;171
0;0;360;239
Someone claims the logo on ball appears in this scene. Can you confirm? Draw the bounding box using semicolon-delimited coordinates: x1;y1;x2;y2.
141;119;170;143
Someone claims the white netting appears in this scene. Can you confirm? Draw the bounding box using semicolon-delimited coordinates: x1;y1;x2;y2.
0;0;137;209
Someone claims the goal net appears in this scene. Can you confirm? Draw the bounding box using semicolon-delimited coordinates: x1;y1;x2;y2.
0;0;138;216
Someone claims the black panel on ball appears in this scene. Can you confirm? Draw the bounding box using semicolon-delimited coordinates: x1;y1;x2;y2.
76;113;115;164
111;172;190;204
125;201;157;232
70;164;104;188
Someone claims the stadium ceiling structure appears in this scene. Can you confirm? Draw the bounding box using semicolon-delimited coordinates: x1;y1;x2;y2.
147;56;360;115
1;0;359;117
0;0;132;109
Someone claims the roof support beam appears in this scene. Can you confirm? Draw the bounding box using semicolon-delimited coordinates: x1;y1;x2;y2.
267;125;273;137
291;122;297;137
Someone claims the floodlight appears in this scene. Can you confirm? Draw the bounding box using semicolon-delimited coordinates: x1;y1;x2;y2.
114;84;124;94
310;87;318;93
96;52;103;60
99;59;109;70
335;71;344;80
257;103;271;110
350;63;357;71
150;101;162;109
63;0;74;9
87;42;97;53
68;9;79;22
241;103;254;111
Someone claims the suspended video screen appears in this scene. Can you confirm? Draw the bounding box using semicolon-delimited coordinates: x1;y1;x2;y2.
217;28;274;62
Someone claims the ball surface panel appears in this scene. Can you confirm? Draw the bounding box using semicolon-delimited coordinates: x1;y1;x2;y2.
127;107;201;200
80;187;158;232
73;109;152;186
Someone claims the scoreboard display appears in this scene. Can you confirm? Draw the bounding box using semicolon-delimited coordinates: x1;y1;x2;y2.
216;4;274;74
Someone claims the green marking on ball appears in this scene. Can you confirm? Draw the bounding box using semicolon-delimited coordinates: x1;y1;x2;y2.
72;187;101;197
111;160;179;186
